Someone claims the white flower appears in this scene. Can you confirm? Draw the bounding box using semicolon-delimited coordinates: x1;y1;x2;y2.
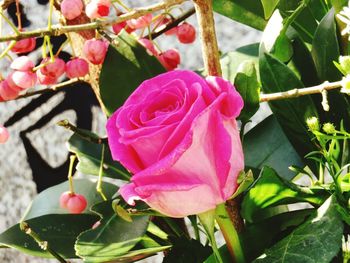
341;75;350;94
337;2;350;39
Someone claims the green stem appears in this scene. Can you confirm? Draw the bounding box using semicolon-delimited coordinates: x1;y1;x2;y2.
215;203;245;263
97;144;107;201
0;10;20;35
68;155;76;193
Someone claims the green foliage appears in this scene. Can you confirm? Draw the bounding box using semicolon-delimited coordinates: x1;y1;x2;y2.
243;115;304;179
0;179;116;258
68;133;130;180
253;196;344;263
99;32;165;116
241;166;328;223
261;0;280;19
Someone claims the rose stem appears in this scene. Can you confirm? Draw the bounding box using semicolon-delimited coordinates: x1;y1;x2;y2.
193;0;245;262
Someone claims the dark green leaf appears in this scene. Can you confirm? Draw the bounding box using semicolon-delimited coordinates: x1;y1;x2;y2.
241;209;314;262
253;195;344;263
213;0;267;30
68;133;130;180
75;201;150;262
100;32;165;116
221;43;259;83
259;52;319;172
164;237;212;263
241;167;328;223
243;115;303;179
0;179;116;258
234;60;260;122
261;0;280;19
204;245;231;263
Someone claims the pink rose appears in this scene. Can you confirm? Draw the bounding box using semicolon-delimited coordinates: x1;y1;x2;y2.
106;70;244;218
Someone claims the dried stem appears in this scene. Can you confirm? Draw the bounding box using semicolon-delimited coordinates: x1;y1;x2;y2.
0;0;187;42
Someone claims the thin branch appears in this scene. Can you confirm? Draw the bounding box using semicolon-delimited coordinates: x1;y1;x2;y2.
259;80;343;102
9;78;84;100
0;0;187;42
147;7;195;40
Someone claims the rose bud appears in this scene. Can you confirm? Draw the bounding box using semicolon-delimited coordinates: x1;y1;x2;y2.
0;80;19;100
85;0;110;19
11;71;37;89
158;49;180;71
10;56;35;71
127;14;153;30
176;22;196;44
37;70;57;85
66;58;89;79
0;126;9;144
61;0;84;20
83;38;108;65
138;38;158;56
106;70;244;218
11;37;36;54
39;57;66;79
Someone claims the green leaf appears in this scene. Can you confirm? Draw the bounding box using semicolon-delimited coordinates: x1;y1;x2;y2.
213;0;267;30
241;166;328;223
253;195;344;263
241;209;314;262
75;201;151;262
243;115;303;179
261;0;280;19
0;179;117;258
68;133;130;180
204;245;232;263
221;43;259;83
163;237;212;263
99;32;165;116
259;52;319;172
234;60;260;122
331;0;348;12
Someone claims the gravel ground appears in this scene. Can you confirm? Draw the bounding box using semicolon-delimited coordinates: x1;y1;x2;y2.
0;1;262;262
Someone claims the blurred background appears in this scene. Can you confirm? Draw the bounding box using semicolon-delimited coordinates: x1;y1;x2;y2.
0;1;261;262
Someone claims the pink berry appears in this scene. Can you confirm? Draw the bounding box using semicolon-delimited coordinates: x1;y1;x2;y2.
59;191;72;209
6;73;23;91
10;56;35;71
11;71;37;89
66;194;87;214
37;70;58;85
39;57;66;79
112;21;128;35
61;0;83;20
176;22;196;44
66;58;89;79
138;38;158;56
0;126;9;144
127;14;153;30
83;39;108;65
0;80;19;100
11;37;36;54
158;49;180;71
85;0;110;19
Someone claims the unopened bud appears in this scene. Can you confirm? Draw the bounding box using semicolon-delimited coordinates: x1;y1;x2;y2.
322;123;336;134
306;117;319;132
339;56;350;75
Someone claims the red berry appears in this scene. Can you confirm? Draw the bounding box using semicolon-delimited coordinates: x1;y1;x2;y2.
61;0;84;20
37;70;58;85
138;38;158;56
10;56;35;71
66;194;87;214
83;39;108;65
11;37;36;54
6;73;23;91
0;126;9;144
66;58;89;79
11;71;37;89
86;0;110;19
0;80;19;100
59;191;72;209
176;22;196;44
39;57;66;79
158;49;180;71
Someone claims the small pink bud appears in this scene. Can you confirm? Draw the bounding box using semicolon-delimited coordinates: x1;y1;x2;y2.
61;0;84;20
0;126;9;144
176;22;196;44
66;193;87;214
158;49;180;71
0;80;19;100
37;70;58;85
66;58;89;79
127;14;153;29
83;39;108;65
39;57;66;79
138;38;158;56
86;0;110;19
11;71;37;89
10;56;34;71
11;37;36;54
